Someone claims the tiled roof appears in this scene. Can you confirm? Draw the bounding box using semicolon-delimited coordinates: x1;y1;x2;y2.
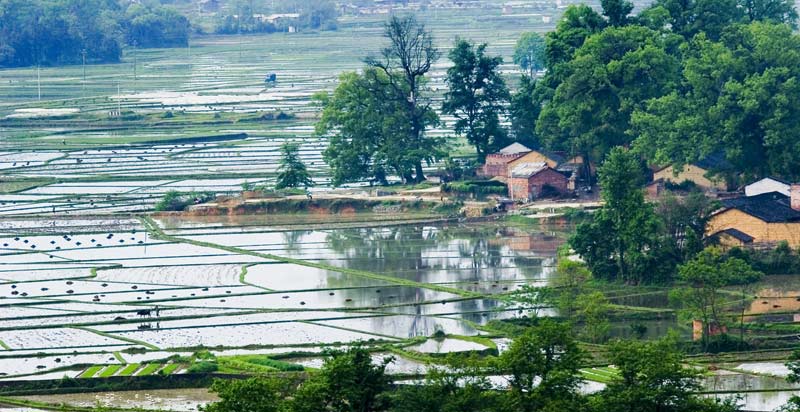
510;162;549;178
694;151;731;171
498;143;532;154
721;228;754;243
720;192;800;223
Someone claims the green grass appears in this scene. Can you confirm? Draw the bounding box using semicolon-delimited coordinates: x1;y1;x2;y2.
136;363;163;376
0;179;53;193
78;365;104;378
117;363;141;376
159;363;181;375
580;366;620;383
98;364;123;377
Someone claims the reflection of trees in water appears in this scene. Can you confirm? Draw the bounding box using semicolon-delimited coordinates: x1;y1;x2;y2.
325;225;542;284
282;230;312;254
324;226;436;282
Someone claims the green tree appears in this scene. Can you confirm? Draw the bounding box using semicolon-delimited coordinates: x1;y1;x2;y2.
513;32;546;77
390;365;500;412
537;25;680;167
633;23;800;180
442;38;510;162
671;246;762;349
570;147;672;284
317;69;436;186
499;319;586;412
544;5;606;68
508;76;540;148
365;15;442;182
655;191;717;262
553;259;591;317
740;0;798;25
649;0;742;40
574;291;611;343
202;377;291;412
601;0;634;26
275;142;314;189
592;338;737;412
292;346;393;412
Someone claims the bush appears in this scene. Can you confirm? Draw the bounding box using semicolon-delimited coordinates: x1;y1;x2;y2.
726;243;800;275
186;361;218;374
443;180;507;197
245;357;305;372
154;190;215;212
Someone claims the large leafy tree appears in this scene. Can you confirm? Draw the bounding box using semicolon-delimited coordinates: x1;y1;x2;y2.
508;76;541;149
571;148;674;284
202;377;292;412
601;0;634;26
317;69;437;186
592;339;739;412
537;25;681;166
364;15;442;182
671;246;762;349
499;319;586;412
442;39;510;162
633;23;800;181
292;346;393;412
513;32;546;77
275;142;314;189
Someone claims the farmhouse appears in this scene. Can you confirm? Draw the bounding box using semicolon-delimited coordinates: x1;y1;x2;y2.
508;149;564;169
652;153;731;191
508;162;568;202
745;177;791;197
706;186;800;248
480;143;531;178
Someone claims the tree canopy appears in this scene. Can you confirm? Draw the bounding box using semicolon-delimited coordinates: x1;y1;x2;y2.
0;0;190;67
443;38;510;162
317;15;443;184
275;142;314;190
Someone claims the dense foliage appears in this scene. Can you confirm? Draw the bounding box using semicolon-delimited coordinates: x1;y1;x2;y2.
0;0;190;67
275;142;314;190
571;148;674;284
154;190;214;212
317;15;443;185
519;0;800;180
443;39;510;162
203;323;739;412
215;0;337;34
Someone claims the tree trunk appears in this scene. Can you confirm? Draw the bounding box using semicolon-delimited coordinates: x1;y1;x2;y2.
414;162;425;183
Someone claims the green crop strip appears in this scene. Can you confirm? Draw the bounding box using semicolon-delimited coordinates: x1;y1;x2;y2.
117;363;141;376
0;340;10;350
159;363;181;375
77;365;103;378
98;364;123;377
136;363;163;376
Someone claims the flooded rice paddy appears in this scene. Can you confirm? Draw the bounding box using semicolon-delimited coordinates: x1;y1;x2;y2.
0;219;564;378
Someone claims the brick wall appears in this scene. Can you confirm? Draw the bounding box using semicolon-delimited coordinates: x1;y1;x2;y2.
509;168;568;201
481;153;525;177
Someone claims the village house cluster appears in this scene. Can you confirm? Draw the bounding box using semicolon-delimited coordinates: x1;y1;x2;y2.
478;144;800;249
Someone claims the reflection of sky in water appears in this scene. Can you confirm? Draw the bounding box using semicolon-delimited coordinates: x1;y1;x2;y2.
705;373;800;411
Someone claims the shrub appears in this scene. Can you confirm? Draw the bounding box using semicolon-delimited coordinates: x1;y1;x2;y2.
186;361;218;374
245;357;305;372
154;190;215;212
443;180;507;197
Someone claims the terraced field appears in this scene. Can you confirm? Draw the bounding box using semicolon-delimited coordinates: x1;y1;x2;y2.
0;216;565;380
